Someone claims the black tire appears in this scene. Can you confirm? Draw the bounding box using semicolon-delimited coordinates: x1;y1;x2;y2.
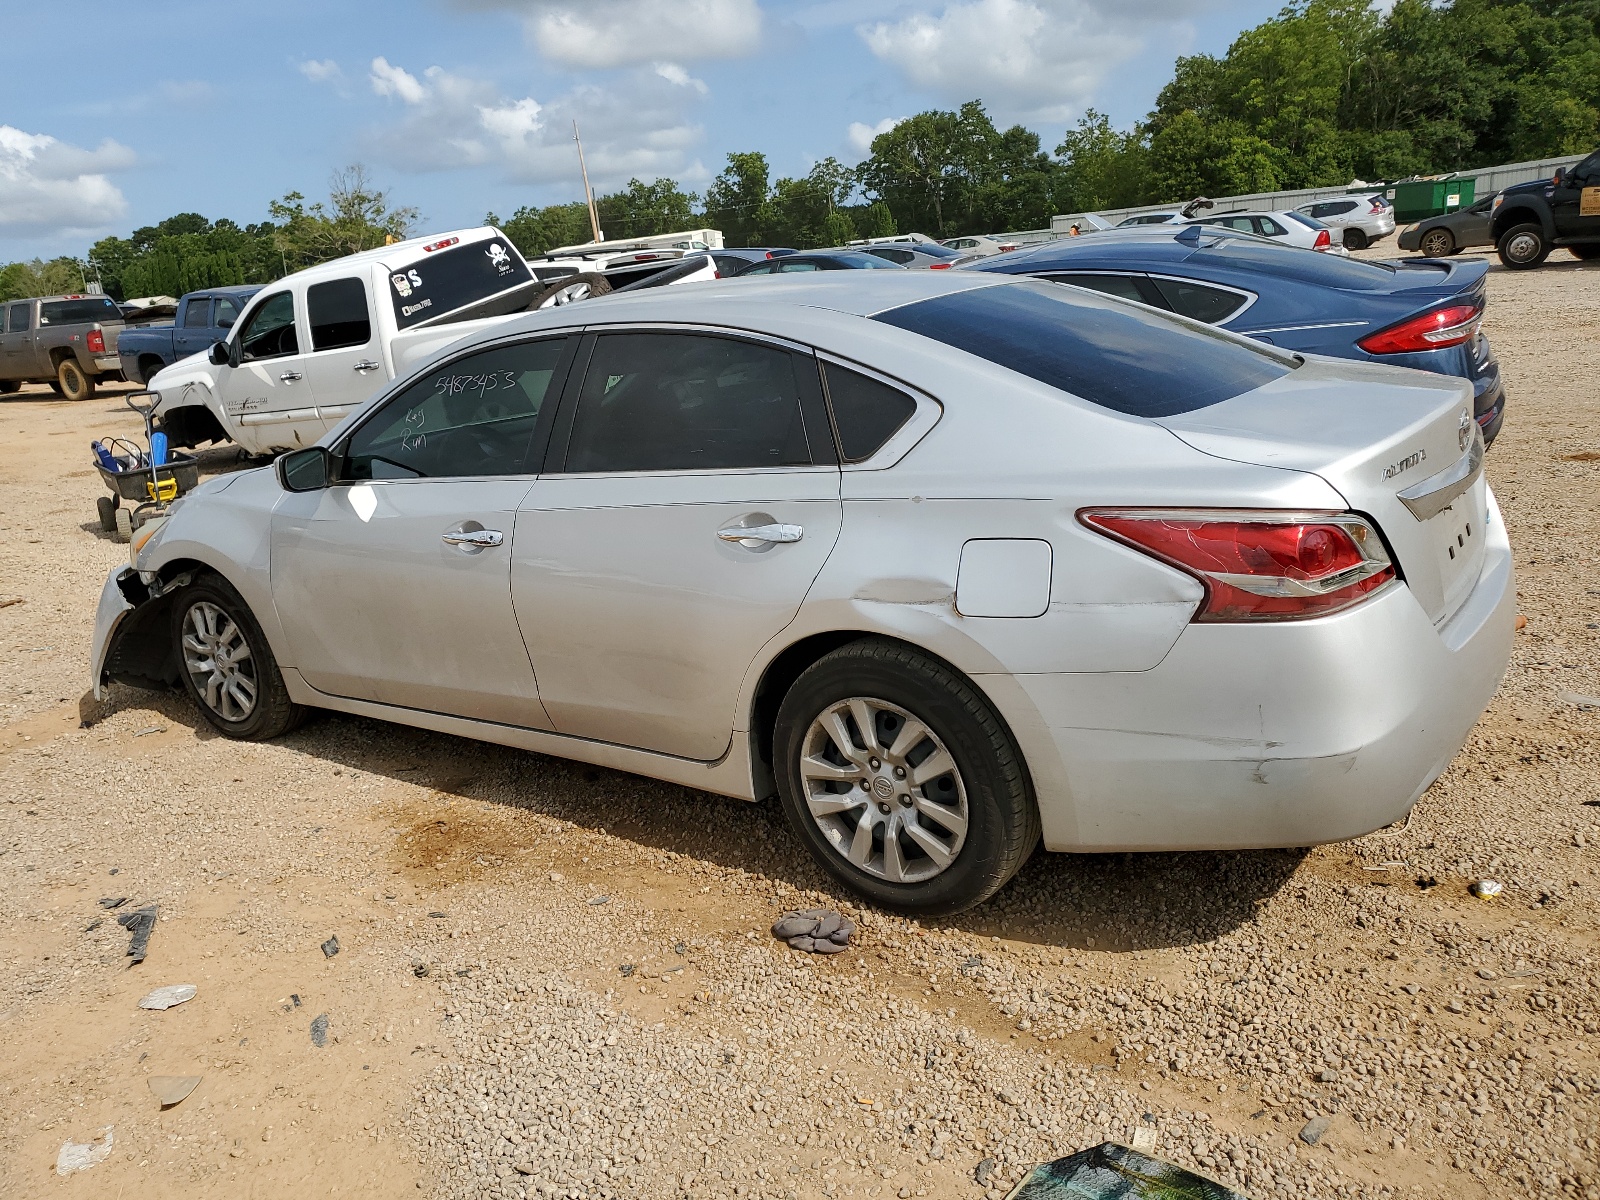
773;638;1039;916
48;379;64;396
1343;227;1368;251
0;380;20;394
527;272;612;310
138;356;165;385
170;572;304;740
96;495;118;532
57;358;95;401
1418;228;1455;258
1569;243;1600;261
1497;223;1549;270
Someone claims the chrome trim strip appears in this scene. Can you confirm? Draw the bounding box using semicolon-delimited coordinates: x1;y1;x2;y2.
1397;435;1484;520
1238;320;1369;336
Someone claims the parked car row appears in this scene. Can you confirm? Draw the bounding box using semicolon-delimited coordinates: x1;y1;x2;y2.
0;293;126;399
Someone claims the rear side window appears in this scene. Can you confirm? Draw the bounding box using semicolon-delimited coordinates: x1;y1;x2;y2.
39;297;119;325
308;278;372;351
822;363;917;461
563;333;814;473
182;299;212;328
872;280;1291;418
1149;277;1249;324
387;238;533;330
345;338;566;480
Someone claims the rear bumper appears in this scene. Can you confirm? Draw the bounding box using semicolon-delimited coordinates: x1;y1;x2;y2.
1011;490;1514;852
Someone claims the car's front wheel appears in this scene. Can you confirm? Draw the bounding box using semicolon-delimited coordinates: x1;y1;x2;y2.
171;573;304;740
1419;228;1455;258
773;638;1039;916
1497;223;1549;270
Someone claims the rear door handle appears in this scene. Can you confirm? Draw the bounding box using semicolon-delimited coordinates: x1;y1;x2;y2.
279;370;303;383
717;522;803;546
442;529;504;550
353;359;380;373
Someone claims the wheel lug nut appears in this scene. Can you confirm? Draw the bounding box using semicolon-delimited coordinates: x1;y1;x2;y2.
893;766;906;779
877;802;891;814
869;758;880;770
898;794;913;807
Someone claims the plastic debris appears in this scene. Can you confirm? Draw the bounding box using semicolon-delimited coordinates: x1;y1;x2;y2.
310;1013;329;1047
413;963;431;978
55;1127;114;1176
1469;879;1503;899
587;895;611;906
98;896;128;909
116;905;158;965
84;918;103;933
148;1075;201;1108
618;963;636;978
138;984;196;1011
770;908;854;954
1010;1142;1247;1198
1299;1115;1331;1145
321;935;340;958
132;726;166;737
1130;1126;1158;1153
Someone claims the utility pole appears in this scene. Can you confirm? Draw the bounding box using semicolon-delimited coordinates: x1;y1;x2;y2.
574;120;601;244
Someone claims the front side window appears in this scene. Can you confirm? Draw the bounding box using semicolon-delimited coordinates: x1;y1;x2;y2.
238;292;299;360
182;299;212;328
5;303;29;333
873;280;1290;419
562;333;813;474
215;297;241;328
344;338;567;480
308;278;372;351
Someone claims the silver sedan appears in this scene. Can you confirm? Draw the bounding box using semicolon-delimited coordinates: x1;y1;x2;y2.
91;272;1514;914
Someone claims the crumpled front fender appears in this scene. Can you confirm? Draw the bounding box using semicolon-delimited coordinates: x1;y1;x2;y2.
89;567;186;699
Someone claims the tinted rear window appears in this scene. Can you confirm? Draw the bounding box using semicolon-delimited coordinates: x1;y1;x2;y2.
39;297;120;325
871;280;1291;418
1194;240;1397;289
822;362;917;460
387;237;533;329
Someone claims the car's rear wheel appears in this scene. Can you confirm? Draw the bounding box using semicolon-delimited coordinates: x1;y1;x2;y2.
529;273;612;309
1497;223;1549;270
57;359;95;401
1569;243;1600;260
139;356;165;385
1419;228;1455;258
171;573;304;740
0;380;20;394
773;638;1038;916
1343;228;1369;250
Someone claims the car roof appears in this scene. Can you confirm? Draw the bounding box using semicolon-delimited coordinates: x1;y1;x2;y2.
196;284;262;296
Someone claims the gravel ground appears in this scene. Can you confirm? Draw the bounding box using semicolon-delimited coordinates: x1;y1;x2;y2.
1;250;1597;1200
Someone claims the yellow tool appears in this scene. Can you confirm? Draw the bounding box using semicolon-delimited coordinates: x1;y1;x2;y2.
147;475;179;503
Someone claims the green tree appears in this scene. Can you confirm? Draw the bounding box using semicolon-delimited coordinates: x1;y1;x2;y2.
0;258;86;302
704;152;773;246
269;164;418;271
596;177;698;241
491;201;595;257
1054;110;1148;211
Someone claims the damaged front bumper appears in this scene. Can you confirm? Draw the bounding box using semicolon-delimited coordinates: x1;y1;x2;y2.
89;566;189;699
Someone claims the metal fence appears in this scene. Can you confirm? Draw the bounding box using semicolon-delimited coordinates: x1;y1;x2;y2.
1038;152;1585;237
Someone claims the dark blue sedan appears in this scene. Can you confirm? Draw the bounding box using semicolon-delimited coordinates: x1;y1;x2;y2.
964;226;1506;443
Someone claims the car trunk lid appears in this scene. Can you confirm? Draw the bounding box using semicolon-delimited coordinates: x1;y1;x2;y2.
1156;361;1488;626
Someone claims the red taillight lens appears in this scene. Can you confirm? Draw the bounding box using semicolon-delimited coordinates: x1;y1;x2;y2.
422;237;459;252
1079;509;1395;622
1369;200;1384;213
87;330;105;353
1314;229;1331;250
928;262;951;269
1357;304;1480;354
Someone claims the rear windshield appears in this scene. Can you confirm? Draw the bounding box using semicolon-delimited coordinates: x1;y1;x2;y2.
871;280;1292;418
39;297;120;325
1193;239;1398;289
387;237;533;329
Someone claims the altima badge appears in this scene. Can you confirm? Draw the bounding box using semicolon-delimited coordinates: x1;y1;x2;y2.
1382;449;1427;480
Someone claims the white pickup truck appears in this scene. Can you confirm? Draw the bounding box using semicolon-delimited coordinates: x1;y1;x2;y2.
146;227;547;455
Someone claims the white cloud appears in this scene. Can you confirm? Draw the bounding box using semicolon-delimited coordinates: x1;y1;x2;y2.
369;56;428;105
847;116;903;155
861;0;1181;123
0;125;134;238
357;58;708;191
457;0;762;67
654;62;709;94
299;58;342;84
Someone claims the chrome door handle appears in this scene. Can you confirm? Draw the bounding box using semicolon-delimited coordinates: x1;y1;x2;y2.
717;522;802;545
279;370;303;383
442;529;504;549
353;359;380;373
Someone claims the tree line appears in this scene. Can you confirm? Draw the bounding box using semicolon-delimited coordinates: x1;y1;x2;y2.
4;0;1593;301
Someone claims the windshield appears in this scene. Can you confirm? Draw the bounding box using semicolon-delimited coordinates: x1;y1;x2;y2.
387;237;533;329
39;297;120;325
873;280;1292;418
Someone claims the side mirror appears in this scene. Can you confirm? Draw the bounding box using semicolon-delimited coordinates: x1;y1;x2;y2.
1553;167;1566;185
277;446;332;492
208;340;229;365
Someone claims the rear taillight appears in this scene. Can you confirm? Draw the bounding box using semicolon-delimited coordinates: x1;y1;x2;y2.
928;262;951;269
1369;200;1384;213
87;330;105;353
1314;229;1331;250
1358;304;1480;354
1079;509;1395;622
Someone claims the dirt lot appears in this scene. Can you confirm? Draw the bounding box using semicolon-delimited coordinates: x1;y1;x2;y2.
2;251;1598;1200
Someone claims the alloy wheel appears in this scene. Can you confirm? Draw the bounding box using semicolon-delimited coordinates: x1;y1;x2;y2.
181;600;258;722
1505;231;1541;264
799;696;969;884
538;281;592;308
1420;230;1452;258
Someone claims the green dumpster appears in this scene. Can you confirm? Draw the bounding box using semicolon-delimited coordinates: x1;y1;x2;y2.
1385;177;1476;223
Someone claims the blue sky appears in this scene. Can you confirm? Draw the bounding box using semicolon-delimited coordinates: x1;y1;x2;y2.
1;0;1285;260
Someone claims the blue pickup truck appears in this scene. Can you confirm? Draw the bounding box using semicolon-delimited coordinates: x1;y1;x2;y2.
117;285;262;384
